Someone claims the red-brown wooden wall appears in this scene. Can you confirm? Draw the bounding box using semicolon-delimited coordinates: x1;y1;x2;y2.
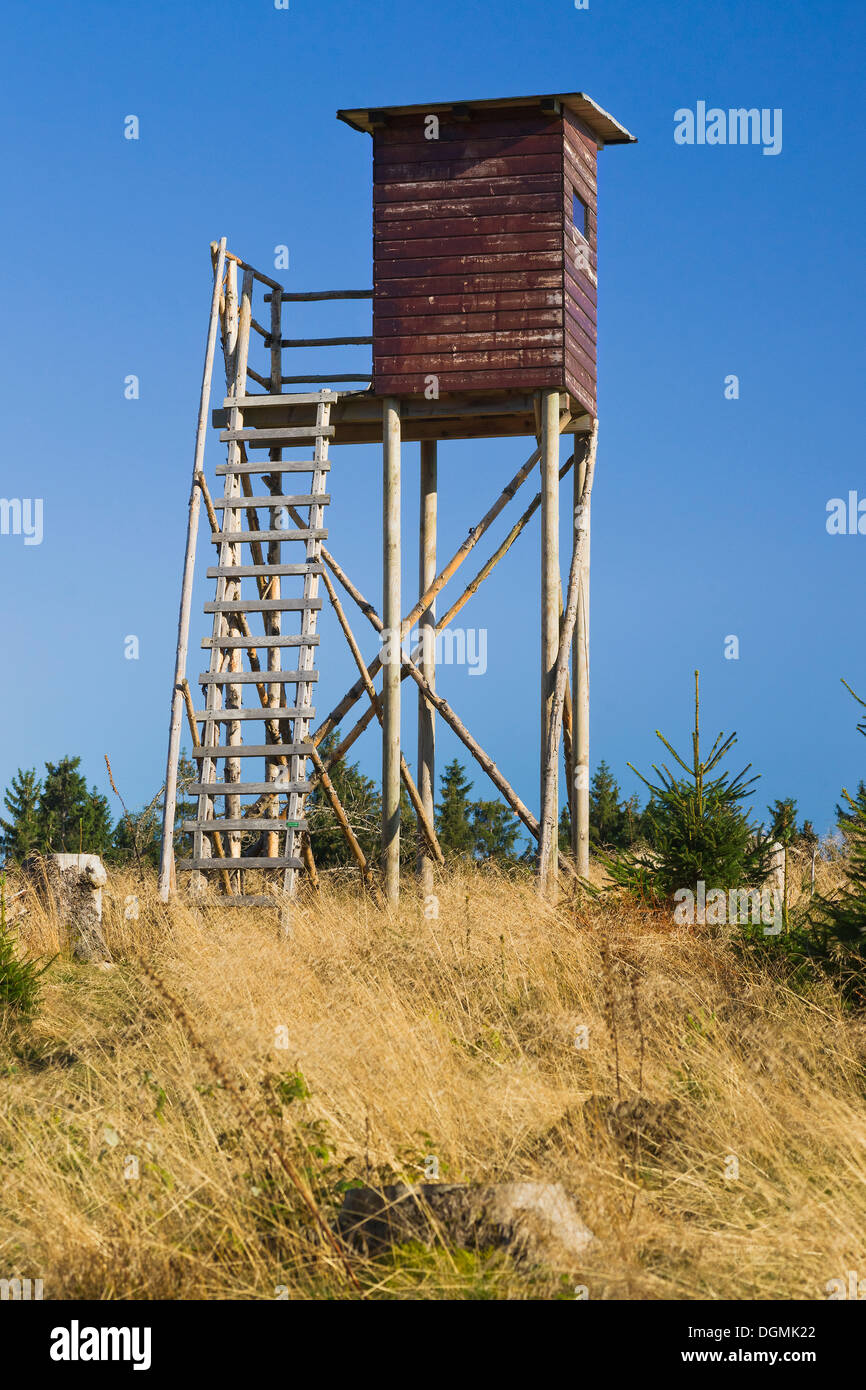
371;106;598;414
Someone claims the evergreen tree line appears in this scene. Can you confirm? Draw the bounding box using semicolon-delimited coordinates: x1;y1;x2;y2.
0;740;838;874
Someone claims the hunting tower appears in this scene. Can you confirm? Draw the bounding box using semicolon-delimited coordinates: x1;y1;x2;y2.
159;92;635;916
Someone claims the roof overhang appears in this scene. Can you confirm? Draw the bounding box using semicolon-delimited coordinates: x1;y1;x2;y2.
337;91;636;147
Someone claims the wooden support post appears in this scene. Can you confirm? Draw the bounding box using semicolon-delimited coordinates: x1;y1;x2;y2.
540;423;598;890
573;432;592;879
382;399;402;906
417;440;437;894
540;389;560;894
158;236;226;903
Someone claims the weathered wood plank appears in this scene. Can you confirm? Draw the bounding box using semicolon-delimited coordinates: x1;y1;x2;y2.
374;174;562;204
375;194;564;224
194;708;315;722
375;250;562;278
197;670;317;685
375;269;562;294
376;329;562;355
375;289;563;317
375;348;564;372
377;230;562;259
219;425;334;442
201;634;319;648
209;530;327;544
212;495;330;508
372;154;562;182
206;564;323;578
191;744;313;758
375;367;566;393
215;460;328;475
374;209;563;236
373;132;562;164
376;308;563;336
204;597;323;612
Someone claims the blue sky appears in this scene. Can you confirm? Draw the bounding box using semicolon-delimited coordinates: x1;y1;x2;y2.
2;0;865;837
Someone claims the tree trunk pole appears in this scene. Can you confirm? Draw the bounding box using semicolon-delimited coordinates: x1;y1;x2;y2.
417;440;437;894
540;389;560;896
573;431;592;878
540;422;597;890
382;399;402;906
158;236;226;902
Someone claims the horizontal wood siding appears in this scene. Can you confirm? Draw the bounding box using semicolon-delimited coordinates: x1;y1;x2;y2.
562;111;598;415
373;109;570;397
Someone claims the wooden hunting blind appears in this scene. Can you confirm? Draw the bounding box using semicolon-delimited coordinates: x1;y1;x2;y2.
339;92;636;414
158;91;635;916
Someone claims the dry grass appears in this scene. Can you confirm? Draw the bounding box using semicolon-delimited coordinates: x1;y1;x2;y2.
1;862;865;1300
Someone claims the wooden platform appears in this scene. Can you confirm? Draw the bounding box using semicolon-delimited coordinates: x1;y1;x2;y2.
211;390;592;446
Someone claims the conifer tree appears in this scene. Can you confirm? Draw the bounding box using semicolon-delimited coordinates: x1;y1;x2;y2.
811;682;866;964
589;760;634;848
435;760;475;859
604;672;772;905
37;757;113;854
0;768;42;862
470;798;520;863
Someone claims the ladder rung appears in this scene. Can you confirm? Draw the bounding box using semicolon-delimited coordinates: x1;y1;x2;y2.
191;744;313;758
194;708;315;721
178;858;304;871
197;671;317;685
204;598;322;613
211;529;327;543
202;635;319;648
206;565;323;579
190;782;312;795
216;461;330;475
215;460;329;475
220;426;334;442
213;496;329;509
183;819;306;833
223;391;340;407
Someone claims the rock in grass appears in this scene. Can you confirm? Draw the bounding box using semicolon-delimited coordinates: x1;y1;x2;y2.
33;854;111;964
337;1181;594;1271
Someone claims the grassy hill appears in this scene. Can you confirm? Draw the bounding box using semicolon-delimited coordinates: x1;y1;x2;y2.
1;863;864;1299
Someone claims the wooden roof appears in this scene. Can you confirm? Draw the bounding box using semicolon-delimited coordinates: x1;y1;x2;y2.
337;91;637;147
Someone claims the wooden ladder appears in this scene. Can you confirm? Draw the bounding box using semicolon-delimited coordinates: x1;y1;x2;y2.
178;389;335;905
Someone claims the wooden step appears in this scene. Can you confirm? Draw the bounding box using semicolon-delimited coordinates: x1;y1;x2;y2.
182;819;305;833
201;635;319;648
211;529;327;544
191;744;312;758
189;782;312;795
220;425;334;443
221;390;340;409
215;461;329;475
178;857;304;871
197;671;317;685
204;598;322;613
213;495;330;509
206;564;323;579
194;708;315;721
